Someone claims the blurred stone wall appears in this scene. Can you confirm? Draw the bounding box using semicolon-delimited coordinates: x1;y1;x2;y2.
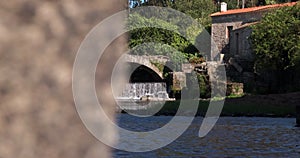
0;0;127;157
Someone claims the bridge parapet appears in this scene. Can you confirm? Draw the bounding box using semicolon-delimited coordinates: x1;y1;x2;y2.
124;54;169;63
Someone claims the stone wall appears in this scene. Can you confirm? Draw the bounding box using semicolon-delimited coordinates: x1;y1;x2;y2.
211;10;266;59
211;21;242;58
211;10;269;92
230;27;254;61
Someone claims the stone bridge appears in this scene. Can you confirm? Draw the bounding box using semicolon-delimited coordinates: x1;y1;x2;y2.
122;54;209;90
123;54;169;79
122;54;242;97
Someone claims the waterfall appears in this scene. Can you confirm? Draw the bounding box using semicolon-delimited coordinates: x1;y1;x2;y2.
118;82;169;99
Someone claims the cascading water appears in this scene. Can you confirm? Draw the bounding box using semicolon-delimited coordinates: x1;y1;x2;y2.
115;82;172;116
118;82;169;100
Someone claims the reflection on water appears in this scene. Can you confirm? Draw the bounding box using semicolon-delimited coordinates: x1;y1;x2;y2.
114;114;300;157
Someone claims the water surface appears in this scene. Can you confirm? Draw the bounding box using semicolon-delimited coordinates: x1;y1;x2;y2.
114;114;300;157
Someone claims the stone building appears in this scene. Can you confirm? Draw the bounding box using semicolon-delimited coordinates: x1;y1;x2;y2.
210;2;298;91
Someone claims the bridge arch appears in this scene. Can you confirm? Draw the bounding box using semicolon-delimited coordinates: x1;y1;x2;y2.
123;54;169;80
129;64;163;83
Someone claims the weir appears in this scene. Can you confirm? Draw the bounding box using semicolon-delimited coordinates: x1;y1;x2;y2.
115;82;173;114
118;82;169;100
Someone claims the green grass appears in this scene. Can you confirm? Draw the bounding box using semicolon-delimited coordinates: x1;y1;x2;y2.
154;99;296;117
221;102;295;117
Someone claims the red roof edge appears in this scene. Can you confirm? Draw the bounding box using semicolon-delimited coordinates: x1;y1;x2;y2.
211;2;298;17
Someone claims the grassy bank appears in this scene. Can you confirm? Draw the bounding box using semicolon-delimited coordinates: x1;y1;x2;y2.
120;92;299;117
152;98;296;117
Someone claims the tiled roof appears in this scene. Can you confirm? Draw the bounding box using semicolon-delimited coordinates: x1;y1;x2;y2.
211;2;298;17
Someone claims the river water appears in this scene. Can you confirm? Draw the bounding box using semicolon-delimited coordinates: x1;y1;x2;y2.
113;114;300;157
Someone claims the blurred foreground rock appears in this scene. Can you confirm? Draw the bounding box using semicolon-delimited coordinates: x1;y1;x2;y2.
296;105;300;127
0;0;127;157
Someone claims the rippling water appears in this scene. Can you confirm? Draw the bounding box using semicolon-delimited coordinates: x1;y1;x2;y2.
113;114;300;157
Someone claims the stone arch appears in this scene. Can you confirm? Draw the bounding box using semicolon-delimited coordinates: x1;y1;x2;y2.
129;64;163;83
123;54;168;79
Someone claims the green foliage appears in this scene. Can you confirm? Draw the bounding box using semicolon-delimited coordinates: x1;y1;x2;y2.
251;4;300;72
215;0;256;10
197;74;211;98
170;0;215;28
128;12;205;71
127;0;217;67
221;0;239;10
130;0;215;28
265;0;277;5
226;92;245;98
150;60;165;72
152;99;295;117
130;0;289;24
128;13;190;52
134;0;169;7
187;53;205;64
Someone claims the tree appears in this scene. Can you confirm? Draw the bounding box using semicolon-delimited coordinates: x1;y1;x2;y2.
170;0;216;28
127;1;217;95
127;12;203;70
129;0;171;7
251;4;300;91
251;4;300;71
129;0;216;28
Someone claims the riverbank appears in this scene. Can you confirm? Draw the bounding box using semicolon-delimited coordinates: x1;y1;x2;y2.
119;92;299;117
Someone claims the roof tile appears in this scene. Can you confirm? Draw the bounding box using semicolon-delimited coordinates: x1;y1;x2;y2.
211;2;297;17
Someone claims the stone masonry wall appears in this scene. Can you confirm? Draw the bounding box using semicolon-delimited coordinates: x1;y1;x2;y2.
211;10;271;92
211;10;268;59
